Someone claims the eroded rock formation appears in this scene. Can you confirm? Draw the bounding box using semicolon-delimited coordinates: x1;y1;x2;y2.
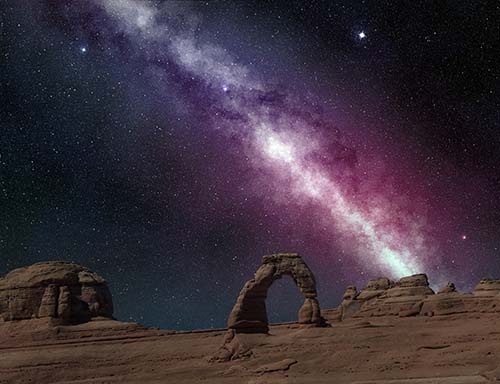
474;279;500;296
0;261;113;324
227;253;325;333
326;273;500;322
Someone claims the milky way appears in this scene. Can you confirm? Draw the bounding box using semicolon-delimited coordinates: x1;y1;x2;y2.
98;0;431;280
3;1;500;330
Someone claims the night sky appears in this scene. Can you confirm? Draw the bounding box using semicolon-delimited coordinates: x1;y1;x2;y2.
1;1;500;330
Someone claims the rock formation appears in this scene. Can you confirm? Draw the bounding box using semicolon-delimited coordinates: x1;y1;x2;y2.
1;261;500;383
211;329;255;362
227;253;325;334
337;285;360;320
438;281;456;294
352;274;434;318
356;277;393;300
215;254;326;362
326;273;500;322
0;261;113;324
473;279;500;296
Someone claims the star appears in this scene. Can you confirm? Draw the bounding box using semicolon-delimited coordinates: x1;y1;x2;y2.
6;0;499;331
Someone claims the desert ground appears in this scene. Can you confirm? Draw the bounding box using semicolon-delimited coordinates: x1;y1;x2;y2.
1;313;500;384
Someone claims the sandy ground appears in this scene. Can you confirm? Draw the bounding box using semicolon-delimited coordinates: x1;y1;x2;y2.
1;314;500;384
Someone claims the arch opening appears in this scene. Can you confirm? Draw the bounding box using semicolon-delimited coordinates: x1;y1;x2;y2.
267;275;304;324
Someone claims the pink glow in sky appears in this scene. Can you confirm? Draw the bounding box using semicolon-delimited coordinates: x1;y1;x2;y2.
253;123;426;278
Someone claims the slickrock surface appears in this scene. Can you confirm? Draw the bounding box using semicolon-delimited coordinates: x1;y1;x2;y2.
1;314;500;383
0;261;113;324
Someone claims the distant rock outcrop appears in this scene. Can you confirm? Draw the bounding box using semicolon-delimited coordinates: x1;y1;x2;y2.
326;273;500;322
227;253;326;334
438;281;456;294
0;261;113;324
357;277;393;300
351;274;434;318
473;279;500;296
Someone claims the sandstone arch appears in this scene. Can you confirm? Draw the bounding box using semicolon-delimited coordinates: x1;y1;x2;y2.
227;253;325;333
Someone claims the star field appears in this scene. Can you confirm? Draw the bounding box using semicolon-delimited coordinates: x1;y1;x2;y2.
1;1;500;330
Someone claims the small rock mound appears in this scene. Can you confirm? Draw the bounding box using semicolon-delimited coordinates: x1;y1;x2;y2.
438;282;457;294
254;358;297;374
210;329;254;362
0;261;113;324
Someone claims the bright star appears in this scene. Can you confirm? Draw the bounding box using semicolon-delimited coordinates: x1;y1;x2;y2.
80;47;87;53
222;85;229;92
461;234;467;240
358;31;366;39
